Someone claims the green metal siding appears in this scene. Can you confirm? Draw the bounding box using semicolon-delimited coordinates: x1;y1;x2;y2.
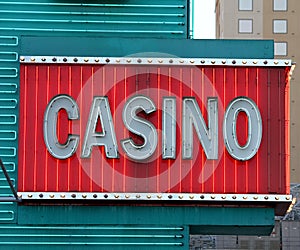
0;0;188;226
0;36;19;224
0;225;188;249
20;36;275;59
18;206;275;230
0;0;188;38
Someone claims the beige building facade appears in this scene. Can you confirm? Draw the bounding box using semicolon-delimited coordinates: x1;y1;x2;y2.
216;0;300;183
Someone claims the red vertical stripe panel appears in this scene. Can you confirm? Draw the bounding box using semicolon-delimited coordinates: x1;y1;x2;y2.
18;63;291;195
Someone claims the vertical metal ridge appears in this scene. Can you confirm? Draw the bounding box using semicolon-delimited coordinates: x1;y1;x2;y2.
33;66;38;191
278;70;283;191
285;67;290;194
234;68;238;193
245;68;249;193
256;68;259;193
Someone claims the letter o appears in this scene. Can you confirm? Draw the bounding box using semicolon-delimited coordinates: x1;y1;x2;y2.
223;97;262;161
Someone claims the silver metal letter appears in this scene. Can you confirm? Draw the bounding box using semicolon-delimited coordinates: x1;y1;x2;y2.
223;97;262;161
121;95;158;161
81;96;118;158
162;97;176;159
43;95;79;159
182;98;218;160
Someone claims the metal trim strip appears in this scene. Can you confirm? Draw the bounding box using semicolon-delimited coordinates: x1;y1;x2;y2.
20;56;292;66
18;192;292;202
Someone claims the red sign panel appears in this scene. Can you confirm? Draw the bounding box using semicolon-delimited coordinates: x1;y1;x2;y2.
18;57;292;203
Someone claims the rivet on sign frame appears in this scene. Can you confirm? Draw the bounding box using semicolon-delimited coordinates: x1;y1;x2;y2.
242;61;247;64
49;194;55;198
95;58;100;63
63;58;67;62
286;196;291;200
30;57;35;62
157;195;162;199
28;194;33;198
20;56;25;62
285;61;289;65
158;60;163;63
253;61;258;64
243;196;248;200
52;57;57;62
275;196;279;200
253;196;258;200
60;194;65;198
147;195;151;199
211;60;216;64
179;60;184;63
221;196;226;199
232;195;237;199
190;60;195;64
274;61;279;65
136;194;141;198
211;195;215;199
84;58;89;62
201;60;205;64
125;194;130;199
148;59;153;63
264;196;269;200
126;59;131;63
82;194;87;198
137;59;142;63
73;58;78;62
189;195;194;199
222;60;226;64
114;194;119;199
178;195;183;199
41;57;46;62
115;59;120;63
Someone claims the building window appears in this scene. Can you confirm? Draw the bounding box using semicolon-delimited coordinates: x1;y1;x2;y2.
238;19;253;33
273;20;287;33
239;0;253;11
273;0;287;11
274;42;287;56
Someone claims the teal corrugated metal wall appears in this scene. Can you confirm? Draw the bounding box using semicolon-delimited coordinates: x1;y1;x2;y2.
0;36;18;224
0;225;188;249
0;1;189;248
0;0;187;37
0;0;188;224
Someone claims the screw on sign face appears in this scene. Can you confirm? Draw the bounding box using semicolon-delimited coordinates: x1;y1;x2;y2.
17;57;291;197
